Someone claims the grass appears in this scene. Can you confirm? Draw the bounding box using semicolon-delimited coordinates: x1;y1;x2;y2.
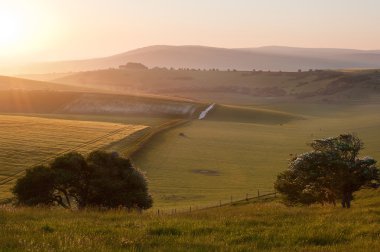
206;104;301;124
133;102;380;208
1;102;379;210
1;70;380;251
0;114;147;200
0;189;379;251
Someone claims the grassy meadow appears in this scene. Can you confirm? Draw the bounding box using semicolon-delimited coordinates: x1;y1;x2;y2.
0;72;379;251
1;189;379;251
0;114;147;200
133;102;380;208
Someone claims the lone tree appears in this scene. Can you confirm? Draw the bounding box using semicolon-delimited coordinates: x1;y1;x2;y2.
275;134;379;208
13;151;152;210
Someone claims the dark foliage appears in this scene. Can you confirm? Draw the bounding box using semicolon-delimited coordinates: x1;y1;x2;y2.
275;134;379;207
86;151;152;209
13;165;57;206
13;151;152;210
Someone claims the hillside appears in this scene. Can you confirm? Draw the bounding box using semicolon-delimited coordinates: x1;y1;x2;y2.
0;90;202;118
53;68;380;105
0;75;88;92
5;45;380;74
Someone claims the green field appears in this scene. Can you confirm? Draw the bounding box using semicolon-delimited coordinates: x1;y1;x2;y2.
1;101;379;210
1;189;379;251
0;114;147;200
133;102;380;208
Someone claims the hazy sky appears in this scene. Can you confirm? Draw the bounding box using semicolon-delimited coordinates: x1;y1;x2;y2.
1;0;380;63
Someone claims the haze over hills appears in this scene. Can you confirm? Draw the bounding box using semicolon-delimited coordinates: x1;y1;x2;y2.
4;45;380;75
51;67;380;105
0;75;90;92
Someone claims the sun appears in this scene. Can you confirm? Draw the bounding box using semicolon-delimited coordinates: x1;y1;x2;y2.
0;9;26;49
0;2;57;59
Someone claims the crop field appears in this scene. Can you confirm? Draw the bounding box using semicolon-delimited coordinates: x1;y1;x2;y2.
133;103;380;208
0;114;148;200
1;189;379;251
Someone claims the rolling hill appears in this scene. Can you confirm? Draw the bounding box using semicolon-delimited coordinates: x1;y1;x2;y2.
0;89;202;118
5;45;380;75
0;75;88;92
0;76;205;117
52;68;380;105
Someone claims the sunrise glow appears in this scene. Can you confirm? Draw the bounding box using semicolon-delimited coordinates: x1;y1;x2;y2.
0;2;56;59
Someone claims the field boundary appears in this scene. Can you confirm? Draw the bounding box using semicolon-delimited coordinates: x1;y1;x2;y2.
0;117;190;202
127;119;191;158
0;126;134;187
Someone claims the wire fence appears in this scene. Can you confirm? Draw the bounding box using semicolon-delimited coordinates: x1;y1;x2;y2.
155;190;278;216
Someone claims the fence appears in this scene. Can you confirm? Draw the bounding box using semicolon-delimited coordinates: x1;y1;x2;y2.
155;190;278;216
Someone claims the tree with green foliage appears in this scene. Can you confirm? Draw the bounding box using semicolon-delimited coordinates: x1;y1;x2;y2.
13;151;152;210
275;134;379;208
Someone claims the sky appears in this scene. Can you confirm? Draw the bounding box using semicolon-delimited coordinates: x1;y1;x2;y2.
1;0;380;64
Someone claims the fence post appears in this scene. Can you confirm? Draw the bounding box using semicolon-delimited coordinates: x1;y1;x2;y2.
190;206;192;213
157;209;160;216
219;200;222;207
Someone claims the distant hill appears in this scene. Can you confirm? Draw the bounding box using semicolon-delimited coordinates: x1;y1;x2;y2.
5;45;380;74
53;68;380;105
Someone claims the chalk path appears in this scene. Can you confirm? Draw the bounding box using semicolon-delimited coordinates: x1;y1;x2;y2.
198;104;215;120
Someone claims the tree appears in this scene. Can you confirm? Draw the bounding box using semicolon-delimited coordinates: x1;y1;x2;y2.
86;151;152;209
275;134;379;208
13;151;152;210
118;62;148;70
12;165;66;207
50;152;91;208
